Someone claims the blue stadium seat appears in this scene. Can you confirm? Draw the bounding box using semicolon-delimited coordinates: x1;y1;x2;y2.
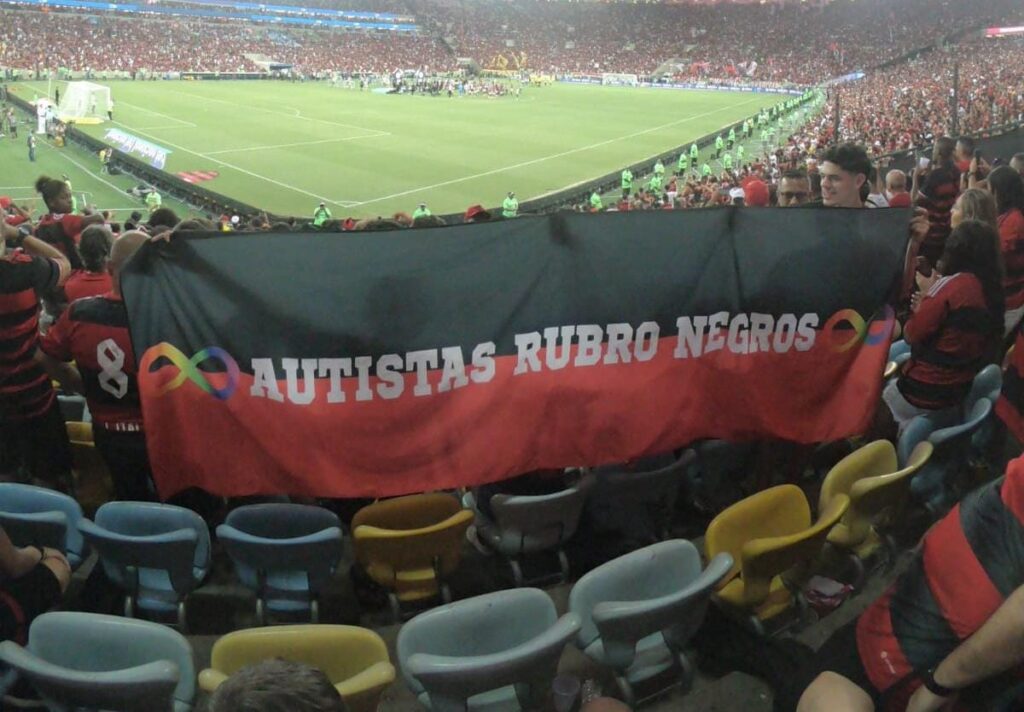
0;611;194;712
217;503;343;625
907;399;993;514
587;450;693;543
397;588;580;711
0;482;89;569
78;502;211;629
569;540;732;705
463;475;593;586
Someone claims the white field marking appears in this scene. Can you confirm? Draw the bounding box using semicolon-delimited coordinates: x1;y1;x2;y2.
0;186;34;190
103;122;347;209
166;89;389;136
116;101;197;127
350;96;766;207
204;133;388;156
132;124;200;131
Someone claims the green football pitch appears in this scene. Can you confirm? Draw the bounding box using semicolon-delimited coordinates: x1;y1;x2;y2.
5;80;789;219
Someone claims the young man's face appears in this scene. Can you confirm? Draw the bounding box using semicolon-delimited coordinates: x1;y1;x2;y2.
777;177;810;207
820;161;865;208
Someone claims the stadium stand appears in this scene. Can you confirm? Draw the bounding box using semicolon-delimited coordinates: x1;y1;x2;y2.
5;0;1024;710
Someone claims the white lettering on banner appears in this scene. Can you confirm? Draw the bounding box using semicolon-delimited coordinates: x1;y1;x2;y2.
243;313;830;405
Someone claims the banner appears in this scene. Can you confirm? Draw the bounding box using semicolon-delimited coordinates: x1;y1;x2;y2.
104;128;171;170
122;208;909;499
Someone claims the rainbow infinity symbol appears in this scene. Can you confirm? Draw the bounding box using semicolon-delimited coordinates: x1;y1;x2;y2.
144;343;240;400
824;306;895;352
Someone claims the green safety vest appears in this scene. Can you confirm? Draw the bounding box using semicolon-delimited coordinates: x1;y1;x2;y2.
312;207;331;226
502;198;518;218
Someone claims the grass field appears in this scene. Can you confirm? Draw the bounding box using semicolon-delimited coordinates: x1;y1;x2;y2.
6;80;790;219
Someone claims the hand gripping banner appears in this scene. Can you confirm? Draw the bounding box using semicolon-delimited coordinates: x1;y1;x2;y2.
122;207;909;498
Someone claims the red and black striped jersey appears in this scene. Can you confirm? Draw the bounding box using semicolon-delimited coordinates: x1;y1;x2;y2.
857;457;1024;707
999;208;1024;311
915;164;960;257
0;252;62;422
898;272;998;410
40;294;143;431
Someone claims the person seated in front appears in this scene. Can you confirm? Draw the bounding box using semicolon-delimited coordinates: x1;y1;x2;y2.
208;659;347;712
0;524;70;644
785;453;1024;712
879;219;1005;436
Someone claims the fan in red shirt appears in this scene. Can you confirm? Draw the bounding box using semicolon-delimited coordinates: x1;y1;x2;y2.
912;138;961;268
0;221;72;489
32;175;105;259
62;225;114;306
790;455;1024;712
40;231;154;501
882;220;1004;430
987;167;1024;337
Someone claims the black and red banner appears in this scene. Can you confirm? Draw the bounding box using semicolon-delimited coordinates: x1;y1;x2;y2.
121;208;909;499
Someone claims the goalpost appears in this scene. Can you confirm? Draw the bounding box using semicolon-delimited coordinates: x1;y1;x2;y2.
601;73;639;86
58;82;112;124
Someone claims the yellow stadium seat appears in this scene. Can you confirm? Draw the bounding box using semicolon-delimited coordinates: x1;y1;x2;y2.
705;484;848;627
352;493;473;620
819;440;932;578
198;625;395;712
66;421;93;445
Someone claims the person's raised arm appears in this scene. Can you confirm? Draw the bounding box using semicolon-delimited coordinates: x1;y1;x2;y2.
1;220;71;286
906;583;1024;712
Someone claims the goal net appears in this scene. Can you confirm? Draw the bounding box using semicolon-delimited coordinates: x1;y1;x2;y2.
58;82;112;124
601;73;639;86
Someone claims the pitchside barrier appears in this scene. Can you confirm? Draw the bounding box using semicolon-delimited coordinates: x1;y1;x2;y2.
510;89;819;218
9;85;1022;225
6;90;262;220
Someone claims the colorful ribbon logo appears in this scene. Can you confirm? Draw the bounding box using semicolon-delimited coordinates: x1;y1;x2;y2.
141;343;240;400
824;306;894;352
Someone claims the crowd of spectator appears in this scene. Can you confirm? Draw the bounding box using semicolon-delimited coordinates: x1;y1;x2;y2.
2;0;1024;80
5;2;1024;709
0;9;450;75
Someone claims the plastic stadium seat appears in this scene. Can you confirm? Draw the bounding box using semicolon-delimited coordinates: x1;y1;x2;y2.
352;494;473;620
964;364;1003;460
397;588;581;712
78;501;211;629
884;341;912;380
217;503;343;625
704;485;849;630
0;611;194;712
587;451;693;543
965;364;1003;410
819;441;933;583
690;440;757;513
908;398;993;515
198;625;395;712
0;482;89;569
463;475;594;586
568;540;733;705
